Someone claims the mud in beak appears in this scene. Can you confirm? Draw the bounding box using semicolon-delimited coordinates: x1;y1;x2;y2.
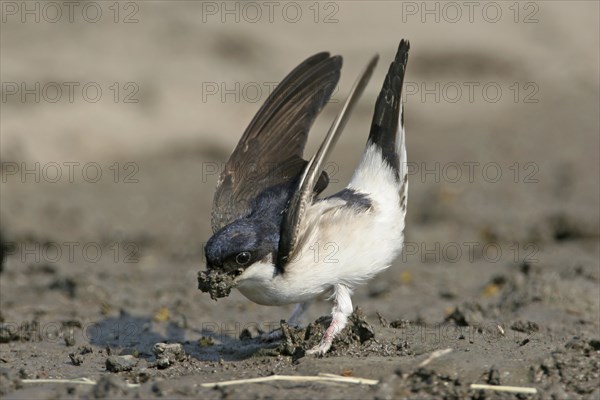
197;266;243;300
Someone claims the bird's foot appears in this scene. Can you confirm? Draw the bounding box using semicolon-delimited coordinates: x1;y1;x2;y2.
306;338;333;355
260;303;310;343
306;284;352;356
305;316;343;356
260;321;304;342
260;328;283;342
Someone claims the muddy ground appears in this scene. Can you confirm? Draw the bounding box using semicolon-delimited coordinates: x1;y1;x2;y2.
1;2;599;399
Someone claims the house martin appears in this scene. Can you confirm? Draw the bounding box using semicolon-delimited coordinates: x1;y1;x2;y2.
199;39;410;355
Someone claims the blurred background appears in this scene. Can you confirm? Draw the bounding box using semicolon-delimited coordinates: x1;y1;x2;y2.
0;0;598;389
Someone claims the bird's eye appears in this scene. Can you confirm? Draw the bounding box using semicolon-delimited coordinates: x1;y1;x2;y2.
235;251;251;266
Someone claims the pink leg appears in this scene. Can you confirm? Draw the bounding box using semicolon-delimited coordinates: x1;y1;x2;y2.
306;284;353;355
288;301;311;327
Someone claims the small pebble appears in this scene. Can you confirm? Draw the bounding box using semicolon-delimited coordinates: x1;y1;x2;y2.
106;355;138;372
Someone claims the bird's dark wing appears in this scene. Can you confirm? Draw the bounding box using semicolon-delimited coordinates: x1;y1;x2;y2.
211;53;342;233
277;55;379;270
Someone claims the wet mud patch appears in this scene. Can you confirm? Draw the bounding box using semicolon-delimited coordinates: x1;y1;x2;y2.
235;308;412;361
276;309;377;359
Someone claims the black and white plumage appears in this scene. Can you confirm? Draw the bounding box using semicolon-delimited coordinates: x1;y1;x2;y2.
202;40;410;355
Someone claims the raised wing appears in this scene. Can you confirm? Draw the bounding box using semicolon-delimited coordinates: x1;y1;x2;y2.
369;39;409;183
277;55;379;269
211;53;342;232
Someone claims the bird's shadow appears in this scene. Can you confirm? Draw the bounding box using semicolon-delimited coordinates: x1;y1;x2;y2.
86;313;279;361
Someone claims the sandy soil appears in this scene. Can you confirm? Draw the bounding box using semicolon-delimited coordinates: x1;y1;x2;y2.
1;1;599;399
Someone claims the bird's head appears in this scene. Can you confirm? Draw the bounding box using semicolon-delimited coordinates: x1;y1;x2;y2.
199;217;279;299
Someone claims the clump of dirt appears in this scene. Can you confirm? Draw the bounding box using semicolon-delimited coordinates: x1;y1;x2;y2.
275;308;377;359
152;342;187;369
197;270;238;300
69;345;93;366
444;303;484;327
106;355;138;372
511;320;540;334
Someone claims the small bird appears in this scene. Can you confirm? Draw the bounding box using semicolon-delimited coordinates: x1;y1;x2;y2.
200;40;410;355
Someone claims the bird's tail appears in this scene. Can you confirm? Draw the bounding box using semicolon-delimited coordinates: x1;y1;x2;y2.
350;40;409;209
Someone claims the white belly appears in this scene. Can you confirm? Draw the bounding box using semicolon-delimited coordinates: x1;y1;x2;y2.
235;200;404;306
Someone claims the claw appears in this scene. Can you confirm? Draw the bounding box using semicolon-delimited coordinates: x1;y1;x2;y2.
306;338;333;355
